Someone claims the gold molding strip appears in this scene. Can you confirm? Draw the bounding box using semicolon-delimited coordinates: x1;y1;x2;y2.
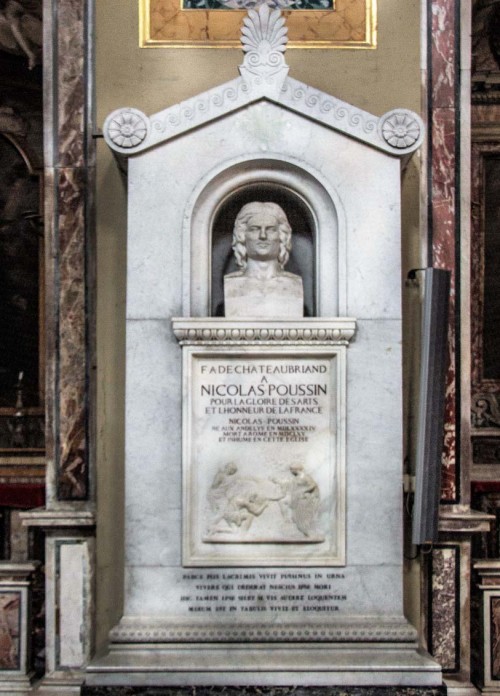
139;0;377;49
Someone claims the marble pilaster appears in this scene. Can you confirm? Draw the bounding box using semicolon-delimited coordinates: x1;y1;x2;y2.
419;1;486;692
19;0;97;694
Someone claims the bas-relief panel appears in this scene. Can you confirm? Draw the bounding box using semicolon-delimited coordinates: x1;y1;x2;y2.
142;0;375;47
491;596;500;680
0;591;20;671
183;347;345;566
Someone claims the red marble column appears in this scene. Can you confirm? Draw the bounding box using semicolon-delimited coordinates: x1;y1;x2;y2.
428;0;459;503
45;0;94;503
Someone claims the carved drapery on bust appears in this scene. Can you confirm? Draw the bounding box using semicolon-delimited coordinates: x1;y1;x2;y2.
224;201;304;318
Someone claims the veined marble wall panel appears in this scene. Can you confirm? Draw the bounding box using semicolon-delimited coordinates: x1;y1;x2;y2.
56;0;86;168
44;0;94;503
428;545;459;672
428;0;459;502
491;596;500;680
57;166;88;500
0;592;20;670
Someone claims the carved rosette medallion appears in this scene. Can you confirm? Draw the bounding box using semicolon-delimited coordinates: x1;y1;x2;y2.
379;109;423;151
103;108;149;150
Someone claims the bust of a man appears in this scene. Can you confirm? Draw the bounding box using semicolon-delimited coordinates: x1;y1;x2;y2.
224;201;304;318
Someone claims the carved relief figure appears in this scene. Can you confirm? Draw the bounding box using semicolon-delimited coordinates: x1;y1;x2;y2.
207;462;238;515
216;492;270;533
204;461;323;542
472;0;500;73
0;594;19;669
288;463;320;537
224;202;304;318
0;0;42;70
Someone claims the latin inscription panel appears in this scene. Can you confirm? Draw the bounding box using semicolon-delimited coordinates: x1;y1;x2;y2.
182;346;346;566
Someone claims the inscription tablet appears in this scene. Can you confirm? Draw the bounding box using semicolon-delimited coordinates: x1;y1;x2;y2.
182;346;346;566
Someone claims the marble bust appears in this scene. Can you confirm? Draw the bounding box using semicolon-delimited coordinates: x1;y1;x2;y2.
224;201;304;318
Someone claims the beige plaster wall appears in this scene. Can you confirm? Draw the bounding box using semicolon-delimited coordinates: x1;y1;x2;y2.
95;0;423;651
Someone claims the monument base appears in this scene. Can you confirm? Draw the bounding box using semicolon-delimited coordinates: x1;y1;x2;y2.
86;642;441;688
83;689;447;696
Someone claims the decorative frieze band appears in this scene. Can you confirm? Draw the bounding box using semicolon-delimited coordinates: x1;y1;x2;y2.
172;318;357;345
110;619;416;644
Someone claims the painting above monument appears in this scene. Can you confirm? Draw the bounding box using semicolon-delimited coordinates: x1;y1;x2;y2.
140;0;376;48
183;0;333;8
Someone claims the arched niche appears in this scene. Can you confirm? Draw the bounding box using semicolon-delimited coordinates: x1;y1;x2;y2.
211;183;315;317
184;157;345;318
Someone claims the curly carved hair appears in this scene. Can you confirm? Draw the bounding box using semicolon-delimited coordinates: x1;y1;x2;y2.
232;202;292;270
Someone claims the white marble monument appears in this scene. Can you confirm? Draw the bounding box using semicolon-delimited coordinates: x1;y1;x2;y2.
88;5;441;688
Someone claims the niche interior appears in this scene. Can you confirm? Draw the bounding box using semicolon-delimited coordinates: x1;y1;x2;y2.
211;183;316;318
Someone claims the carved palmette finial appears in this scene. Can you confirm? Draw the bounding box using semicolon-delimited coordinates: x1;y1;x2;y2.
241;4;288;55
239;5;289;88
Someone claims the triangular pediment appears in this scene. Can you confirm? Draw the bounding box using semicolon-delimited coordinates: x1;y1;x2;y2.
104;6;423;160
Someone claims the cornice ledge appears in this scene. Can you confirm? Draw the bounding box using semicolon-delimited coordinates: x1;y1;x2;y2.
0;561;40;579
438;505;494;534
474;560;500;589
19;507;96;528
278;80;424;158
104;82;424;161
172;318;357;346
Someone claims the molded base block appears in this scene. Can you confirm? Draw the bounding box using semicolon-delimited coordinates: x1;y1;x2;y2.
86;643;442;688
82;687;447;695
0;673;34;694
32;671;84;695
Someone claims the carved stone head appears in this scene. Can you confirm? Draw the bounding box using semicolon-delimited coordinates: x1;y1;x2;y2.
232;201;292;271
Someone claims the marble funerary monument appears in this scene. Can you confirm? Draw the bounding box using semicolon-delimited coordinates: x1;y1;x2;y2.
89;5;440;688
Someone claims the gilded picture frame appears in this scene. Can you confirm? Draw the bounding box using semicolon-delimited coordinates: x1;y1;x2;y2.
140;0;377;49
